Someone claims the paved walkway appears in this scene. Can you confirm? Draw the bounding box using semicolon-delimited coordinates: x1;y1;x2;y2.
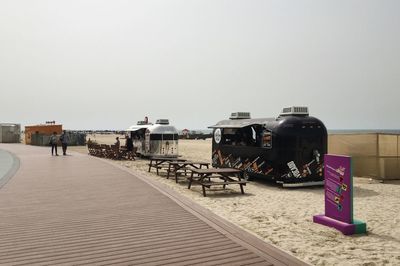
0;144;307;266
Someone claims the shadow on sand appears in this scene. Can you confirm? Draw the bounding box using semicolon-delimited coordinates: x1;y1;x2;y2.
249;178;381;198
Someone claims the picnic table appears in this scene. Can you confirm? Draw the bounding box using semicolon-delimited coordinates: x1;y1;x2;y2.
148;156;187;175
166;161;210;183
188;168;248;197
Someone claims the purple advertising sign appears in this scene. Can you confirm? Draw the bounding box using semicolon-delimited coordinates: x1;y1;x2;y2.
324;154;353;224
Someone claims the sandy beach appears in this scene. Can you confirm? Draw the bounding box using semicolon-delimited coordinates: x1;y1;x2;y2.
70;135;400;266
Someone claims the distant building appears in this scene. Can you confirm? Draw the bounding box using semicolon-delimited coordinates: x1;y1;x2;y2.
24;123;86;146
0;123;21;143
179;129;212;140
181;129;190;138
25;123;62;145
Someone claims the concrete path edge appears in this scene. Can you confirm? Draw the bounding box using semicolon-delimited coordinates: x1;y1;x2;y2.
0;148;20;189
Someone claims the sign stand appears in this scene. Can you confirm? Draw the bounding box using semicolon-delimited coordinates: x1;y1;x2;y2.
313;154;366;235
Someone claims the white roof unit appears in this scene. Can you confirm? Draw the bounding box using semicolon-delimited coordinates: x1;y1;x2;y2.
155;119;169;125
279;106;309;116
229;112;251;120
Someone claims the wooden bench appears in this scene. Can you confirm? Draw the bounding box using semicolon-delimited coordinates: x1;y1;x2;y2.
148;156;187;175
201;180;248;196
148;163;171;175
167;161;210;183
119;147;137;161
188;168;247;197
87;143;104;157
166;166;190;180
87;143;136;161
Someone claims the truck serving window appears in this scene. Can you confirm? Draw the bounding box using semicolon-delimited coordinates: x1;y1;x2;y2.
221;128;236;145
222;127;258;147
149;134;178;140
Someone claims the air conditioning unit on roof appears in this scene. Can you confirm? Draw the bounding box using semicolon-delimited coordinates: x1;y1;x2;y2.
229;112;251;120
280;106;309;116
155;119;170;125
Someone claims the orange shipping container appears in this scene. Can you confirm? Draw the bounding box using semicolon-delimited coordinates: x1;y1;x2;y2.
25;124;62;145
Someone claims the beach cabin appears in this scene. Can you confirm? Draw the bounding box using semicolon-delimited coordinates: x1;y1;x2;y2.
181;129;190;138
127;119;179;157
209;107;327;187
0;123;21;143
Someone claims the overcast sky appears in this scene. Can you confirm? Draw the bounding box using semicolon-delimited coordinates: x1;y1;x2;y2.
0;0;399;130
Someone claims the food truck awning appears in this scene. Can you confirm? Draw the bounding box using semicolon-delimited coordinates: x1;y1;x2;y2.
208;118;275;129
126;124;152;132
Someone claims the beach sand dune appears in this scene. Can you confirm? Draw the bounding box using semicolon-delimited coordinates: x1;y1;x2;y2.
70;135;400;266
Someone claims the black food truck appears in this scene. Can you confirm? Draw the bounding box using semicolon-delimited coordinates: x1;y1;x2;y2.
209;107;327;187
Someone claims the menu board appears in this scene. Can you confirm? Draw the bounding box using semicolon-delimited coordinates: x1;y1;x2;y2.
324;154;353;224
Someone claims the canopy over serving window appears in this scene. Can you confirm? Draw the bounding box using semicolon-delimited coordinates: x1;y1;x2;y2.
208;118;275;129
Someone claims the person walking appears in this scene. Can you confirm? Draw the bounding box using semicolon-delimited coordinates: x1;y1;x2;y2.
60;130;70;155
49;132;59;156
125;135;133;152
115;137;120;150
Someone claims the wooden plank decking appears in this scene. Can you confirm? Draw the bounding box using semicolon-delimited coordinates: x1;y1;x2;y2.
0;144;307;266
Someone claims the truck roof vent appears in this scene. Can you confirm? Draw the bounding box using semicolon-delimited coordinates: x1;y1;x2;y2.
229;112;251;120
280;106;309;116
155;119;170;125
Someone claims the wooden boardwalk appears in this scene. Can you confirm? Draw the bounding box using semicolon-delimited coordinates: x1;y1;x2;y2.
0;144;307;266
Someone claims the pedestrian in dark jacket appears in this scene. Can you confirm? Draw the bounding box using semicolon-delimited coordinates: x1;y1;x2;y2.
49;132;59;156
115;137;120;150
125;135;133;152
60;130;70;155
